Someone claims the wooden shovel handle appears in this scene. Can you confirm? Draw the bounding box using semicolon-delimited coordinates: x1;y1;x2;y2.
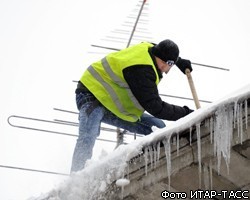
185;68;201;109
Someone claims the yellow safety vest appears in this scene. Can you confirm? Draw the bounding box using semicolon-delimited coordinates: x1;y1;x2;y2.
80;42;160;122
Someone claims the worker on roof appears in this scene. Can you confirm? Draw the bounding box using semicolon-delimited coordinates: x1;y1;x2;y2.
71;39;193;172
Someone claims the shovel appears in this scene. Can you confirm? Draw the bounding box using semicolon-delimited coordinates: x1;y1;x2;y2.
185;68;201;109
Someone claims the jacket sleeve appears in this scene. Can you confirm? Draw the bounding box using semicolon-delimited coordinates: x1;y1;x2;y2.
123;65;193;121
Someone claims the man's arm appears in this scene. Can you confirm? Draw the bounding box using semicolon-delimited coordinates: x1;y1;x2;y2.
123;66;193;121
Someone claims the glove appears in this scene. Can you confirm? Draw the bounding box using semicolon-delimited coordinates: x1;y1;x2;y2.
183;106;194;115
175;57;193;74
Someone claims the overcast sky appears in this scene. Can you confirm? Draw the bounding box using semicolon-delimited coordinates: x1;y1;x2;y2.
1;0;250;199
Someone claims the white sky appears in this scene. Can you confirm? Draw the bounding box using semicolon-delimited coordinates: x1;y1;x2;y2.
0;0;250;199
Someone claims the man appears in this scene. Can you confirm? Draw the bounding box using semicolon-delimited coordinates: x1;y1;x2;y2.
71;39;193;172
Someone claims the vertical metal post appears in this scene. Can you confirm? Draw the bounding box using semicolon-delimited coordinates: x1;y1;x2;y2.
116;0;148;145
126;0;147;47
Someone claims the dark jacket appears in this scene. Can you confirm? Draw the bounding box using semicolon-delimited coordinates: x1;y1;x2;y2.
76;48;193;121
122;48;192;121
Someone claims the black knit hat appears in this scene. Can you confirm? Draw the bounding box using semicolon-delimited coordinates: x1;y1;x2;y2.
151;39;179;63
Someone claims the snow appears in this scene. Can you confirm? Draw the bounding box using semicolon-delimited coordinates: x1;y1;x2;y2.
31;83;250;200
116;178;130;199
116;178;130;187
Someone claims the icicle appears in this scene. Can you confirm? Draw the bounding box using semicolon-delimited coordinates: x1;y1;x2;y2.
163;136;171;191
196;123;201;188
149;146;153;170
189;127;192;146
214;109;222;174
157;142;161;163
144;147;148;176
214;105;233;175
213;117;217;158
209;159;213;190
176;133;179;156
237;103;240;138
210;116;214;144
234;101;238;129
245;99;248;130
239;103;243;144
153;145;156;169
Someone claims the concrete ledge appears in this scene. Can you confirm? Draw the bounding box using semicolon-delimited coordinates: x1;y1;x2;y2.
106;106;250;200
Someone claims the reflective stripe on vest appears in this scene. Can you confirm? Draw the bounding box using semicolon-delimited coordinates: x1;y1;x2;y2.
101;57;144;111
87;64;138;121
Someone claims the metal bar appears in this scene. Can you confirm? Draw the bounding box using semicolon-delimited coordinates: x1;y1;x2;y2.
113;29;130;33
53;119;78;126
105;36;128;41
126;0;147;47
53;107;78;114
7;115;79;137
87;52;108;55
192;62;230;71
53;119;119;133
0;164;69;176
72;80;212;103
7;115;118;143
122;24;148;30
91;44;120;51
100;38;125;44
53;118;142;137
90;45;230;71
160;94;212;103
131;35;153;39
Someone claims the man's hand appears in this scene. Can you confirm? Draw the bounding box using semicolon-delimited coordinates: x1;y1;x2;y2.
183;106;194;114
176;57;193;74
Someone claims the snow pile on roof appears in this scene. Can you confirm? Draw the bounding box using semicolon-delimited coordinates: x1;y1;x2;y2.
31;83;250;200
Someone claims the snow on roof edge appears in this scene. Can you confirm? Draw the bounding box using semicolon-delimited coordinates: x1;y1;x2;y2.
33;83;250;200
127;83;250;151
